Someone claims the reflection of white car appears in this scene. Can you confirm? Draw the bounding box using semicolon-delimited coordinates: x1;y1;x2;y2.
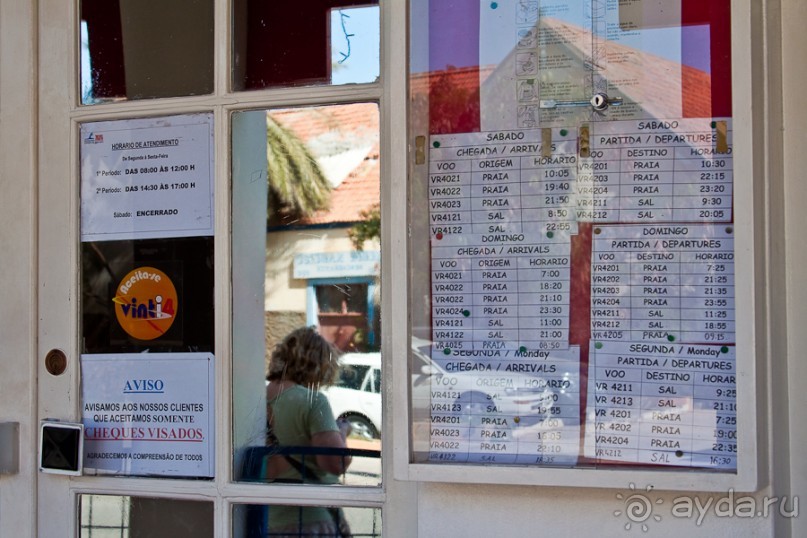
321;340;578;442
410;338;575;426
322;352;382;441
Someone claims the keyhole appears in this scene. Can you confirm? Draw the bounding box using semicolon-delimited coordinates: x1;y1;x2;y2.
45;348;68;376
590;93;609;111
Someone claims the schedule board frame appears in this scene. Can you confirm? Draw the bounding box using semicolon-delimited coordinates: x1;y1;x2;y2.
394;0;761;492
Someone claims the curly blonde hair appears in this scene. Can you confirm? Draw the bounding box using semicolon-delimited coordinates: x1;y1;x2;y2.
267;327;340;388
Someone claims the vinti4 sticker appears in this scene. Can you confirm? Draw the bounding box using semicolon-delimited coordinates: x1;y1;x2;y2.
113;267;178;340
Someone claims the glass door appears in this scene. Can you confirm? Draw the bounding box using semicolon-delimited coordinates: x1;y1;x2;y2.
37;0;413;535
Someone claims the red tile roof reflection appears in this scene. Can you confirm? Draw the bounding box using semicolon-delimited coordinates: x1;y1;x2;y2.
306;146;380;225
410;17;714;125
269;103;380;225
541;15;715;118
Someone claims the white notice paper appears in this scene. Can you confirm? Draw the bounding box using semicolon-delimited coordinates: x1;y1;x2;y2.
81;353;215;477
584;341;736;470
80;113;214;242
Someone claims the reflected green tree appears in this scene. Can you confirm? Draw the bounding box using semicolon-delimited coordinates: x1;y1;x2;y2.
266;115;331;225
348;204;380;251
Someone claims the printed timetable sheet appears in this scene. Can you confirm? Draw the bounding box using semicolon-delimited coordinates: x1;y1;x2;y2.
423;121;737;469
590;224;735;344
583;341;737;470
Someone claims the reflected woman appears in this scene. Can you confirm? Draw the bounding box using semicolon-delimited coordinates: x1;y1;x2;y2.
264;326;352;536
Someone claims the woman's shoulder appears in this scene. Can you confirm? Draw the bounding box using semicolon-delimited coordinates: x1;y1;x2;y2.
268;383;325;406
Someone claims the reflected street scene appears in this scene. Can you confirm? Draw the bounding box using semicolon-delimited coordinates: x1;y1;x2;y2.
232;102;381;535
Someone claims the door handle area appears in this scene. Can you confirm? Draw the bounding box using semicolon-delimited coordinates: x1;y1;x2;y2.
0;422;19;475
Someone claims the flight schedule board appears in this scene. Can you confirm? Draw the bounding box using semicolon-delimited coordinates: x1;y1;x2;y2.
417;120;737;470
409;0;739;474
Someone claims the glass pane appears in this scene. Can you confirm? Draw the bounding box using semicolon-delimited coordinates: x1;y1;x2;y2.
232;1;379;90
80;495;213;538
232;103;382;487
336;364;371;391
316;283;368;314
234;504;381;537
78;114;216;479
81;0;214;104
81;238;214;354
409;0;737;471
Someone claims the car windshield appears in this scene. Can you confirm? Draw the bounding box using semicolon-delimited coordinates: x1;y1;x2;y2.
372;370;380;393
336;364;370;391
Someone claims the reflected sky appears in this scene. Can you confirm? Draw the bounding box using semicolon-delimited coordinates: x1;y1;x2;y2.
330;6;380;85
414;0;713;74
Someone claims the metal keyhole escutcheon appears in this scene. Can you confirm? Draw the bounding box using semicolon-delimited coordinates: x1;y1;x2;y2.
590;93;609;111
45;348;68;376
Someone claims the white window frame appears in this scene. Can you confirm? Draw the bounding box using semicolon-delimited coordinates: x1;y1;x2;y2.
392;0;761;492
36;0;415;536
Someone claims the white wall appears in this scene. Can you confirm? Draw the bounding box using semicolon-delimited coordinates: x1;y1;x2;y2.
418;484;779;537
264;227;377;311
232;111;271;468
782;0;807;537
0;0;36;536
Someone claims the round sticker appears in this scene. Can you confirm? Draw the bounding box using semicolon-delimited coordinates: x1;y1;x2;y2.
113;267;178;341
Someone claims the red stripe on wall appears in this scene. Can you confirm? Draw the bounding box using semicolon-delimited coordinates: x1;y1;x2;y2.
428;67;482;135
682;0;732;118
428;0;482;134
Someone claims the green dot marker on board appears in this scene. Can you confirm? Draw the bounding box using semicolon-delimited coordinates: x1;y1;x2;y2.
463;310;471;317
547;231;554;238
443;347;451;355
721;346;730;354
667;334;676;342
491;1;498;8
519;346;527;353
433;141;441;148
560;129;568;137
594;342;603;349
675;450;684;458
711;121;717;128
